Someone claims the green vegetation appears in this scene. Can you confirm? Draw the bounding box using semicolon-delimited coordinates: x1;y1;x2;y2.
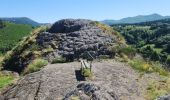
2;26;48;73
81;68;92;77
0;72;15;90
51;57;66;64
0;19;5;28
92;21;126;44
23;59;48;74
129;59;169;76
146;78;170;100
118;46;136;59
0;21;33;55
113;19;170;67
1;17;40;27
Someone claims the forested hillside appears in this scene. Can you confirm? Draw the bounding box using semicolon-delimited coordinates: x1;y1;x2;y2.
0;21;33;55
113;18;170;67
0;17;40;27
0;20;5;28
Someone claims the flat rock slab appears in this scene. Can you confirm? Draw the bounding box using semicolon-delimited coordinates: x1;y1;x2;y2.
0;60;145;100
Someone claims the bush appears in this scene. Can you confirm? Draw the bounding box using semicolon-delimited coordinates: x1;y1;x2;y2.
166;56;170;65
129;59;153;73
81;68;92;77
51;57;66;64
119;46;136;58
24;59;48;74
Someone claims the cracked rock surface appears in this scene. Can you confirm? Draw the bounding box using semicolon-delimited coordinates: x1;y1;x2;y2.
0;60;145;100
36;19;119;61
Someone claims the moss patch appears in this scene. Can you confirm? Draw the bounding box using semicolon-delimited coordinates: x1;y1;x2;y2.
0;73;15;90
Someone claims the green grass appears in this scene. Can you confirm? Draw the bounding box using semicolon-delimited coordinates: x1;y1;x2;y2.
146;78;170;100
129;59;169;76
0;22;32;54
0;74;14;90
23;59;48;74
51;57;66;64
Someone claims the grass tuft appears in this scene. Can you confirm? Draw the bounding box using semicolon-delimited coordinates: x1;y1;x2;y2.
51;57;66;64
0;73;15;90
129;59;169;76
23;59;48;74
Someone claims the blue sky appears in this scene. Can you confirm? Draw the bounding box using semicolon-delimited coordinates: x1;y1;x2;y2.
0;0;170;23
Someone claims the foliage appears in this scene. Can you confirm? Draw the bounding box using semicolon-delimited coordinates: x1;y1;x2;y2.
23;59;48;74
113;19;170;66
51;57;67;64
0;22;32;54
118;46;136;58
81;68;92;77
166;56;170;65
1;17;40;27
0;19;5;28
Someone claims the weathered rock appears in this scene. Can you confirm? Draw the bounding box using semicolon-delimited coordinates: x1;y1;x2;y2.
157;95;170;100
36;19;119;61
64;83;119;100
0;60;144;100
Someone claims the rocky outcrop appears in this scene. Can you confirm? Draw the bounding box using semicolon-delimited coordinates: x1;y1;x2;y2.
157;95;170;100
36;19;119;61
2;19;123;73
64;83;119;100
1;60;144;100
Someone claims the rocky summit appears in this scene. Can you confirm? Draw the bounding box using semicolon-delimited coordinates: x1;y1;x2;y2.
2;19;123;73
37;19;119;62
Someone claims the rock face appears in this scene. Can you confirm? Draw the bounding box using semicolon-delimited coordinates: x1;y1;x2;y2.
64;83;118;100
157;95;170;100
0;60;144;100
36;19;118;61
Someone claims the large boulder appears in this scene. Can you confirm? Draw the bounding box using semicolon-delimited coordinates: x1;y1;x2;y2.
36;19;119;61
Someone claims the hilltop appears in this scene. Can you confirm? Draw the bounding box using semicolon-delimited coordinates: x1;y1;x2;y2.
102;14;170;25
1;19;125;73
0;19;170;100
0;17;41;27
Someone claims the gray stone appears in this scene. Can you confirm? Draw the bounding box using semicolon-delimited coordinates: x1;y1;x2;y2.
41;19;119;61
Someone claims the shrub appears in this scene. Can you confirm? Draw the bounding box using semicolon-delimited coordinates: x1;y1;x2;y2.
129;59;153;73
81;68;92;77
51;57;66;64
24;59;48;74
119;46;136;58
166;56;170;65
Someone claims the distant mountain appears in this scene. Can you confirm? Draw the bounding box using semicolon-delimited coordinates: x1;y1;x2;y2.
0;17;41;26
102;14;170;25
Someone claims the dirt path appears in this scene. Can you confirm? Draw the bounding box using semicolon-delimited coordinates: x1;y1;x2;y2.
1;60;159;100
